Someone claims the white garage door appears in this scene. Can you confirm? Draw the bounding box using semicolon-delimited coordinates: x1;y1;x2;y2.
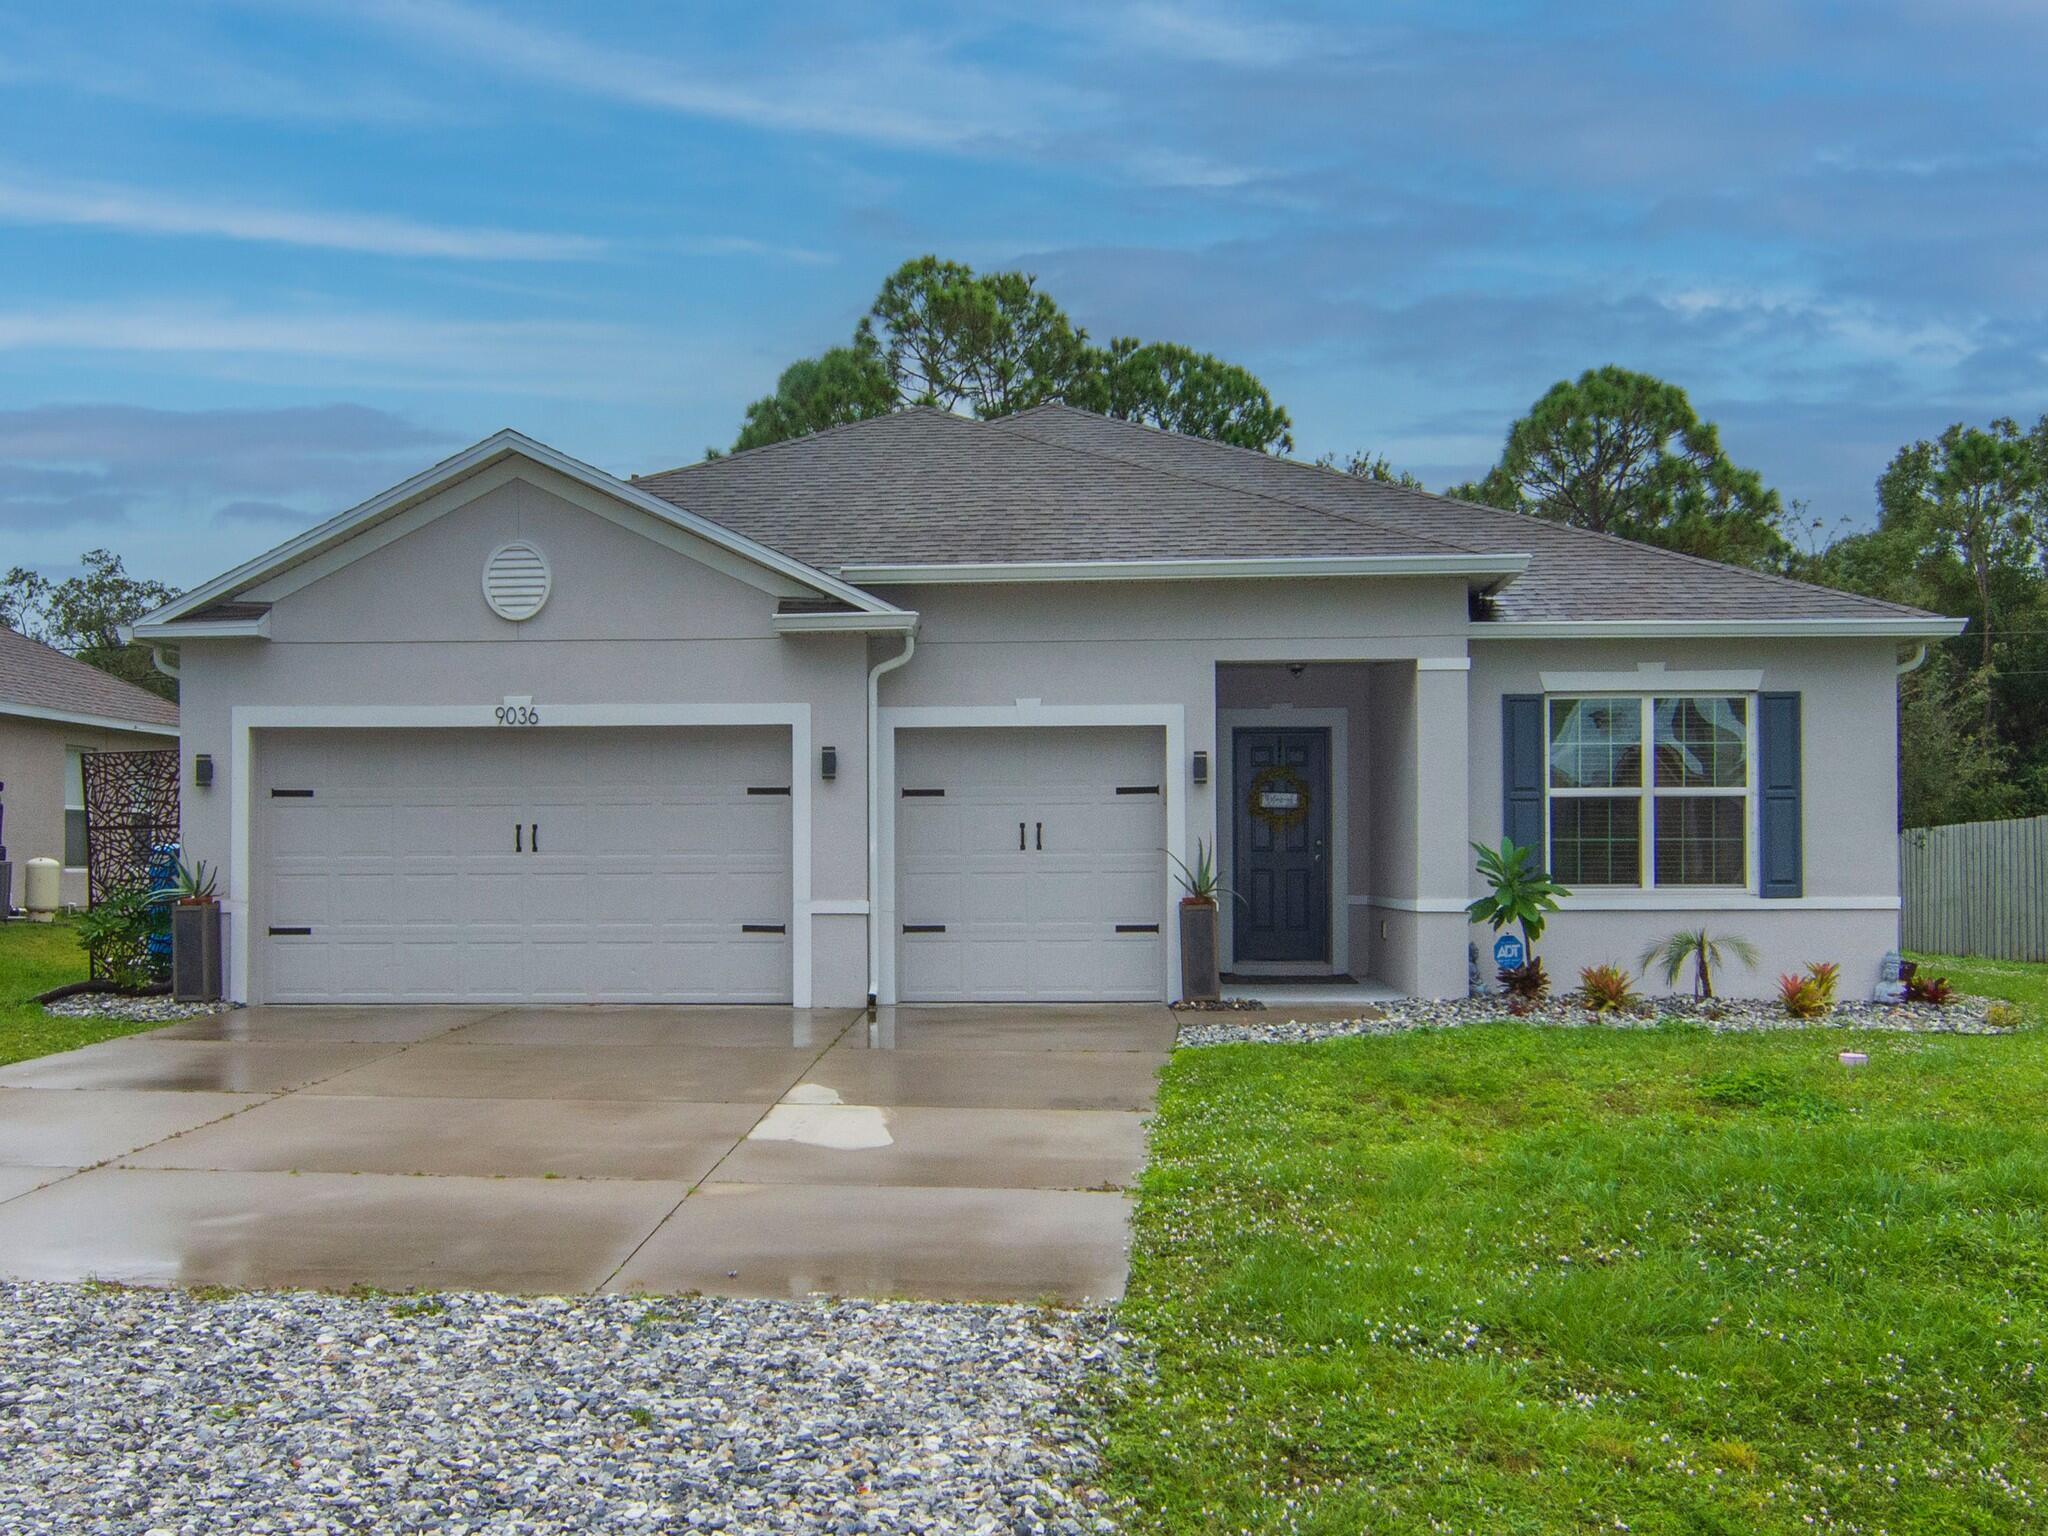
257;727;792;1004
894;726;1166;1002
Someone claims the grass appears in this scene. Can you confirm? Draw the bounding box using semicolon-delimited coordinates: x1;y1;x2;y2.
1106;959;2048;1534
0;916;163;1067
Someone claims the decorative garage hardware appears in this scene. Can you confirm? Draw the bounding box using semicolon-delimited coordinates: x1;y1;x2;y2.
1019;821;1027;850
902;923;946;933
1116;923;1162;933
820;745;837;781
482;541;551;621
1116;784;1161;795
1036;821;1044;850
900;787;944;797
741;923;787;934
514;822;541;852
747;785;793;796
1247;763;1312;831
267;926;312;937
270;788;314;798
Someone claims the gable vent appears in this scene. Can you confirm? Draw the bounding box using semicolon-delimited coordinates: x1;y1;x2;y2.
482;541;552;621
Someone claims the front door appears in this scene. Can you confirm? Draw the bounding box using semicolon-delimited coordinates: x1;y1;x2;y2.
1231;727;1331;964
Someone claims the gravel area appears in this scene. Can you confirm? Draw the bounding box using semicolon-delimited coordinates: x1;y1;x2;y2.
0;1283;1121;1536
1177;991;2007;1046
40;994;233;1023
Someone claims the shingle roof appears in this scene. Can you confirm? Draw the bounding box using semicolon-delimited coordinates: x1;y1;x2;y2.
638;403;1941;624
0;626;179;729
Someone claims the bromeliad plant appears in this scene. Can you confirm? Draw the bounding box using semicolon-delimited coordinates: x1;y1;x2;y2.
1778;960;1841;1020
1466;838;1569;950
1640;928;1761;1000
1578;962;1639;1014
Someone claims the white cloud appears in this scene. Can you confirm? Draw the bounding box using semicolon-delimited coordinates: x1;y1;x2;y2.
0;174;604;261
674;235;837;267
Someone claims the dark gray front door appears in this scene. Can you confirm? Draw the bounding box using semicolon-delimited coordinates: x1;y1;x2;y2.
1231;727;1331;964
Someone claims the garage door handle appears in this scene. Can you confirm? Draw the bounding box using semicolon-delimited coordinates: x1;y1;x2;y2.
1035;821;1043;851
531;822;539;853
1019;821;1026;850
515;823;521;853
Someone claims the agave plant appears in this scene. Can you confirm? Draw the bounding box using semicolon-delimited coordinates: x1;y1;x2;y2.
145;859;218;907
1465;838;1569;948
1165;838;1237;905
1639;928;1760;1000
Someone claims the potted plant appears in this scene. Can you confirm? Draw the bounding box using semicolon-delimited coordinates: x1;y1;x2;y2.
1167;839;1234;1004
1465;837;1569;996
149;859;222;1002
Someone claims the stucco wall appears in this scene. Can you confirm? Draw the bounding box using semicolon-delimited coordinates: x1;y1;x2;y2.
0;714;178;909
1467;636;1905;997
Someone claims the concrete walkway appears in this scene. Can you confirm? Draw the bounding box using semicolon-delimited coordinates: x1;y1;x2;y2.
0;1004;1171;1302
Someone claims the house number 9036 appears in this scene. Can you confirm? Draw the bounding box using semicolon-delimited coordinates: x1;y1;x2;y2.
495;703;540;726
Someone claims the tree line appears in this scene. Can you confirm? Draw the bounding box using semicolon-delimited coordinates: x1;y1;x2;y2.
7;253;2040;829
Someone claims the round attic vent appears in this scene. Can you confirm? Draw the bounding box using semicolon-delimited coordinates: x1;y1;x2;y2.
482;541;551;621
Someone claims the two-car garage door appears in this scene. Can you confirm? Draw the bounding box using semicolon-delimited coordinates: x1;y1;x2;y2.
894;727;1167;1002
257;727;792;1004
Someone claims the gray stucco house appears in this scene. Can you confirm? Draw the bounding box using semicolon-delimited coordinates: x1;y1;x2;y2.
0;626;180;910
133;405;1963;1007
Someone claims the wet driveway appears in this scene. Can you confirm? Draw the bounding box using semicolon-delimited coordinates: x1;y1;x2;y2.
0;1004;1170;1302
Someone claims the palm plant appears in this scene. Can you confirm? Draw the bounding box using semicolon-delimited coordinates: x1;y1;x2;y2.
1465;838;1569;947
1638;928;1760;1000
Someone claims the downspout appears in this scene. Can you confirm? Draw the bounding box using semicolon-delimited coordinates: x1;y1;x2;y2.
149;645;181;681
866;631;917;1007
1896;644;1928;676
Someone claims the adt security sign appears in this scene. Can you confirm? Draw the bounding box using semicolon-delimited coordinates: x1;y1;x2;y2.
1492;933;1526;972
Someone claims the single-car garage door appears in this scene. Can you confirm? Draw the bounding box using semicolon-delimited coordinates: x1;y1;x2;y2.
257;727;792;1004
894;726;1166;1002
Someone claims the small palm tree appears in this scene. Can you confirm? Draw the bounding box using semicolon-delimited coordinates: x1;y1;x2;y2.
1639;928;1760;999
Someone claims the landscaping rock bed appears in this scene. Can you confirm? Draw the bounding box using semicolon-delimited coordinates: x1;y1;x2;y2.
1177;991;2006;1046
0;1282;1120;1536
40;993;233;1024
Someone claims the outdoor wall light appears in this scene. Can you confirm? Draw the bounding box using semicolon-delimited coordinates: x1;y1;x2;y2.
821;745;838;781
194;754;214;788
1192;749;1209;785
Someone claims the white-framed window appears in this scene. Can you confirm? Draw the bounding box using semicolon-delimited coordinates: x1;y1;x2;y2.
1545;695;1753;890
63;745;88;867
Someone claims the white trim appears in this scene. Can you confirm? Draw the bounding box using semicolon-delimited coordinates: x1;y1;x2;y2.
127;612;269;641
1416;655;1472;671
1217;708;1350;977
0;702;177;736
805;898;871;915
226;702;813;1008
773;610;921;634
1540;664;1763;694
841;554;1529;585
136;429;904;632
875;701;1187;1005
1351;895;1470;914
1476;617;1966;640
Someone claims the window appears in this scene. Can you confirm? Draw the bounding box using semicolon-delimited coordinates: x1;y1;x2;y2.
1546;695;1751;888
63;746;88;867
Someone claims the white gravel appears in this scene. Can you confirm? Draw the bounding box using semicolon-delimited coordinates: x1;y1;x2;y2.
40;994;233;1023
1177;992;2008;1046
0;1283;1121;1536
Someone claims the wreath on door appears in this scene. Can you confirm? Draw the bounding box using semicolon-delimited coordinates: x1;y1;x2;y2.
1246;764;1312;832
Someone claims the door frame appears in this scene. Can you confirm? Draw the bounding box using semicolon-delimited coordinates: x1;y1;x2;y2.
229;702;813;1007
1217;708;1349;977
875;701;1187;1005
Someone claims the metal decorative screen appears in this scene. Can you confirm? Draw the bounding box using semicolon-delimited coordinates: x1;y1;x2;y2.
81;749;180;979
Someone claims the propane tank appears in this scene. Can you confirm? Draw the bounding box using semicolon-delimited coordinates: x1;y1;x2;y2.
22;857;59;921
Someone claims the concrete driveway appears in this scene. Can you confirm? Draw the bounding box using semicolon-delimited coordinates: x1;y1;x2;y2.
0;1004;1170;1302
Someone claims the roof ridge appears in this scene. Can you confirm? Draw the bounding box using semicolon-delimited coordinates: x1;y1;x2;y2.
990;409;1494;560
636;403;964;483
999;404;1935;620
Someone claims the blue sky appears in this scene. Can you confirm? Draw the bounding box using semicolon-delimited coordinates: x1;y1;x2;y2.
3;0;2044;590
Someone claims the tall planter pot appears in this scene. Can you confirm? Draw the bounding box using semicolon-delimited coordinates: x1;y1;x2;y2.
1179;897;1220;1003
171;902;223;1002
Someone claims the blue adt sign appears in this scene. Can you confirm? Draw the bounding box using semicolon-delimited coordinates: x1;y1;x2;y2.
1492;933;1526;971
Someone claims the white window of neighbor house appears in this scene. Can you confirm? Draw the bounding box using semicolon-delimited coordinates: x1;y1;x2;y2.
63;746;88;867
1545;695;1753;890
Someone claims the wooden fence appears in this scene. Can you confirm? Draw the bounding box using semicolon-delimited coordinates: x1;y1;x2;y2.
1899;814;2048;962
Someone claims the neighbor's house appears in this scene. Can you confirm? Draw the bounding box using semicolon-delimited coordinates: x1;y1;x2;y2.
0;625;180;909
130;406;1963;1006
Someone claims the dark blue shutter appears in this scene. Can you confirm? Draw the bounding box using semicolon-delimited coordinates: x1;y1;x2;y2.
1758;692;1802;898
1502;694;1545;864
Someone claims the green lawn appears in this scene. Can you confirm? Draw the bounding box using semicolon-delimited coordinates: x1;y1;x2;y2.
0;917;163;1067
1107;961;2048;1534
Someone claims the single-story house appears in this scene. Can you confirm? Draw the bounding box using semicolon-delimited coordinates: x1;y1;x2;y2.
0;625;180;909
131;405;1963;1006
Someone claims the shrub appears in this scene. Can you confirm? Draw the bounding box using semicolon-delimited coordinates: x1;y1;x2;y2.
1985;1000;2022;1030
1906;973;1954;1005
1498;957;1550;1001
1579;963;1638;1014
1778;971;1828;1020
73;887;169;989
